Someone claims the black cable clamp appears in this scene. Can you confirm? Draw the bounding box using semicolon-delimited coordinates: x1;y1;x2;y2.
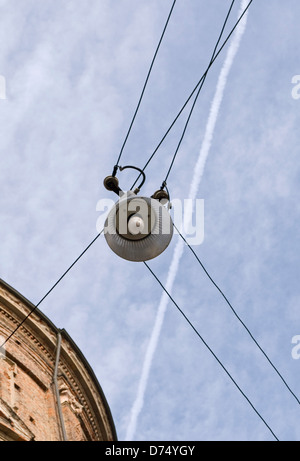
104;165;146;196
151;180;170;205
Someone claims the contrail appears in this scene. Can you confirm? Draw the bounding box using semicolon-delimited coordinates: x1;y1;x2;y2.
125;0;249;441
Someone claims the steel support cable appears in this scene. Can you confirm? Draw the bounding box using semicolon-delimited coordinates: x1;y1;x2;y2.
0;230;104;349
131;0;254;191
113;0;177;175
163;0;236;185
143;261;279;442
174;226;300;406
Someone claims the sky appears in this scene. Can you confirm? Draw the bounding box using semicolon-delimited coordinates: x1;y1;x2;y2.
0;0;300;442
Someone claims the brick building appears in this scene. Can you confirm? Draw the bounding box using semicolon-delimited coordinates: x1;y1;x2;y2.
0;279;117;441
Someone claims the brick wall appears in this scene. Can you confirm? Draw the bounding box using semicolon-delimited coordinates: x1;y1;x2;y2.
0;280;116;441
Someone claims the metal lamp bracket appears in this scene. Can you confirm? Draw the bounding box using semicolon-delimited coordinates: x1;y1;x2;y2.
104;165;146;196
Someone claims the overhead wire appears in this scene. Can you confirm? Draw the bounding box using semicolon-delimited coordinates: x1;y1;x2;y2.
113;0;177;176
143;261;280;441
131;0;254;191
174;224;300;406
163;0;236;185
0;231;104;349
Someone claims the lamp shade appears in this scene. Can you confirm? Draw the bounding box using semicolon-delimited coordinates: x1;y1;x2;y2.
104;192;173;262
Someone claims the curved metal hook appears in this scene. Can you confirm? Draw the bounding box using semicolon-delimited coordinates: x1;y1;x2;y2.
119;165;146;194
105;165;146;196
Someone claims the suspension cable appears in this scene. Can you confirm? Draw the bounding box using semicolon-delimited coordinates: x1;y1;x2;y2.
144;261;279;441
174;225;300;406
0;231;103;349
163;0;236;186
113;0;177;176
131;0;254;191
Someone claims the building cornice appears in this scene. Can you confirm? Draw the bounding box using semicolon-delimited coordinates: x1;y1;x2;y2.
0;278;117;441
